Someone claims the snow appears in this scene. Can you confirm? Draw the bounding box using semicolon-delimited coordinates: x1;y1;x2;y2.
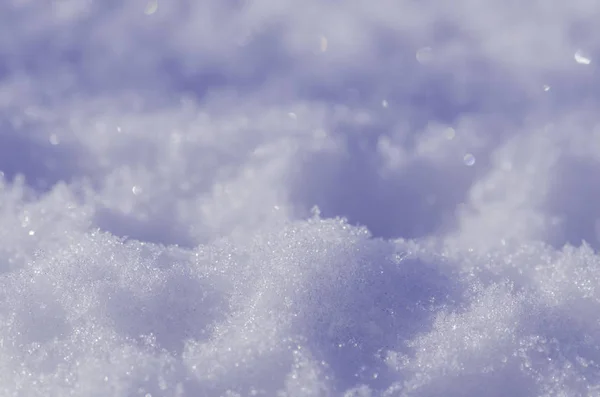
1;0;600;396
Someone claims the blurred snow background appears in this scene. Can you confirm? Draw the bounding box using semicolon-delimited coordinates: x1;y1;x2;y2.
2;0;600;396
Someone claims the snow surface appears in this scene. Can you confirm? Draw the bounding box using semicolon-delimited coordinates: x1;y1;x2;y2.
2;1;600;396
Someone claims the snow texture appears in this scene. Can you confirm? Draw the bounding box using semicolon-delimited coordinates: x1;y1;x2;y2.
1;0;600;396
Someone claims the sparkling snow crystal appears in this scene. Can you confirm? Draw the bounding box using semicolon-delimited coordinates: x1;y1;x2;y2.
1;1;600;396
